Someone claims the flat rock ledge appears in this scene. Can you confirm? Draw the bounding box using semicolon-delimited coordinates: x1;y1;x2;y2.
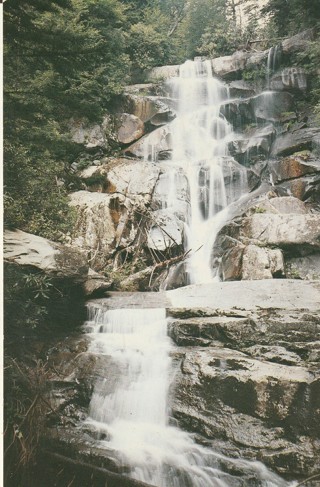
89;279;320;312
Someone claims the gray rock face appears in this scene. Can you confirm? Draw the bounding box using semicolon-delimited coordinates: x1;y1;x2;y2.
70;159;163;269
167;279;320;311
242;213;320;249
69;116;112;149
4;229;88;282
228;80;256;98
269;153;320;183
124;125;172;160
124;94;175;126
211;50;249;79
116;113;144;144
214;196;320;280
147;210;184;251
286;254;320;280
105;159;161;202
251;91;294;122
267;196;307;214
229;124;276;163
271;127;320;156
220;98;253;128
215;194;320;281
147;64;179;81
241;245;284;280
166;283;320;478
69;191;119;258
83;269;112;296
270;67;308;92
281;28;315;54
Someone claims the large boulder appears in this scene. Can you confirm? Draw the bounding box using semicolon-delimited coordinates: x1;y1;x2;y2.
241;245;284;280
147;65;179;81
229;124;276;164
215;196;320;280
4;229;88;282
269;153;320;183
79;158;161;206
270;67;308;93
242;213;320;249
115;113;145;144
105;159;161;204
147;210;184;251
250;91;294;122
281;28;315;54
271;128;320;157
123;94;175;126
124;125;172;160
69;116;113;150
211;50;249;79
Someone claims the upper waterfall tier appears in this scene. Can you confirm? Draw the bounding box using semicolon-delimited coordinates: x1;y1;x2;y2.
144;59;248;284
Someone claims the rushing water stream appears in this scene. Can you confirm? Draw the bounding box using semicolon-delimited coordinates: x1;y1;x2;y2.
85;307;293;487
148;59;248;284
84;60;296;486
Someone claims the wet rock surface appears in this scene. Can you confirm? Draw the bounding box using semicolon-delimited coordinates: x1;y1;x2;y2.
214;194;320;281
167;297;320;478
41;281;320;482
271;127;320;157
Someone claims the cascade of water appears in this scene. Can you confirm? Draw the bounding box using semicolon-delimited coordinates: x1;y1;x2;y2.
85;306;294;487
146;59;248;285
267;45;281;88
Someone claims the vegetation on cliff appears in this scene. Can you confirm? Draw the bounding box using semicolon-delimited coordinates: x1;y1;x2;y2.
4;0;320;241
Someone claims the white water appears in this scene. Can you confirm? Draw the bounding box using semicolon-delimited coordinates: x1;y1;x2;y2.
146;59;247;284
267;45;281;88
83;59;296;487
85;307;293;487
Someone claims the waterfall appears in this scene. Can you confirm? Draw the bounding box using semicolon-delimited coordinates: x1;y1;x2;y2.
146;59;248;284
85;306;293;487
267;45;281;88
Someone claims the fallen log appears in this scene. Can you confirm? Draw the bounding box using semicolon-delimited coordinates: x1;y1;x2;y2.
117;250;192;291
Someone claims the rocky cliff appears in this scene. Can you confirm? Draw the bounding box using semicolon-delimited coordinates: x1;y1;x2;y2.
67;29;320;293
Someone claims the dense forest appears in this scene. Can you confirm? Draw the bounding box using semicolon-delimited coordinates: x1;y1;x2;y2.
4;0;320;241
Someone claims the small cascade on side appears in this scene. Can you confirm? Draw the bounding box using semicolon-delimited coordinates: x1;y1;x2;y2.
84;306;295;487
266;44;281;88
146;59;248;285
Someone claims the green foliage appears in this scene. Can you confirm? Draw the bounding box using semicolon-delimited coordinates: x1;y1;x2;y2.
261;0;320;36
127;22;170;72
4;265;52;333
4;0;320;242
4;0;130;240
242;65;267;83
4;357;53;487
297;37;320;106
314;103;320;124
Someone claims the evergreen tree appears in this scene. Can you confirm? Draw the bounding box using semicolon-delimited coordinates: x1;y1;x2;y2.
4;0;130;239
